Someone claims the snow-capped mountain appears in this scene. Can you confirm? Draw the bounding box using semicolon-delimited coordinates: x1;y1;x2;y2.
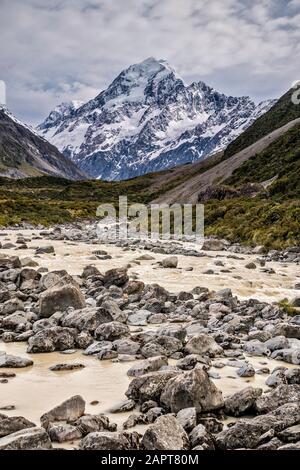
37;58;276;180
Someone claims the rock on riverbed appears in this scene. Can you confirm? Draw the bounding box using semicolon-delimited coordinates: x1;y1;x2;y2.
0;231;299;451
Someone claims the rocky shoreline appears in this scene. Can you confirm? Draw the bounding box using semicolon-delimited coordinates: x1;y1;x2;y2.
0;224;299;450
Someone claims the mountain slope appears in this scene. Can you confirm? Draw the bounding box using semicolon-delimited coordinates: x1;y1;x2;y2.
223;87;300;159
225;121;300;200
151;117;300;204
0;107;86;180
38;57;275;180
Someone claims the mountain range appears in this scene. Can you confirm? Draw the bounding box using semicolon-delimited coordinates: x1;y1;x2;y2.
1;84;299;248
37;57;276;180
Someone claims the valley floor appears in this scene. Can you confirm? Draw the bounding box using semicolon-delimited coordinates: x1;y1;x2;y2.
0;226;299;450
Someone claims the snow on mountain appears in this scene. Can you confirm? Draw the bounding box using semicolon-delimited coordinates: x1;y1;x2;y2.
37;58;276;180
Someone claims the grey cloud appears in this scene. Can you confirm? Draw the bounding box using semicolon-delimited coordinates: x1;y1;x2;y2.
0;0;299;124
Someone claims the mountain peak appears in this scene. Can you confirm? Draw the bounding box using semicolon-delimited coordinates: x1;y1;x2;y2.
38;58;276;180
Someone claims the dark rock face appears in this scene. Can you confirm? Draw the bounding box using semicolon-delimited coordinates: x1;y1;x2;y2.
0;107;85;180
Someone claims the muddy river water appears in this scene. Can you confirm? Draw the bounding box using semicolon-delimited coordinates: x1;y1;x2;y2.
0;230;299;441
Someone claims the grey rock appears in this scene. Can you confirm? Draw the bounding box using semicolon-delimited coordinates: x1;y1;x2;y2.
255;384;300;413
126;370;180;403
0;427;52;450
94;321;129;341
237;363;255;377
185;333;223;357
40;395;85;429
0;351;33;368
189;424;215;450
48;423;82;442
0;415;35;438
79;431;139;450
39;284;86;318
141;415;189;450
176;407;197;432
27;326;76;353
162;257;178;269
224;387;262;417
160;366;224;414
109;399;136;414
127;356;168;377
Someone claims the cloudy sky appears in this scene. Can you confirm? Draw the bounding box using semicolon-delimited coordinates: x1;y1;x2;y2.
1;0;300;125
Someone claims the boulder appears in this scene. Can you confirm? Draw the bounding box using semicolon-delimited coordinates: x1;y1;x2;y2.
48;423;82;442
189;424;215;450
255;384;300;414
49;363;85;372
75;414;116;436
185;334;223;357
0;352;33;368
126;370;180;403
224;387;263;417
278;424;300;443
27;327;76;353
94;321;129;341
81;265;102;279
141;415;189;450
0;298;24;316
237;363;255;377
127;356;168;377
216;403;300;450
0;427;52;450
36;245;54;254
274;323;300;339
141;336;182;358
123;280;145;295
243;340;270;356
162;257;178;269
113;339;140;355
0;415;35;438
40;395;85;429
176;408;197;432
265;336;289;352
60;307;113;333
160;366;224;414
79;431;139;450
39;284;86;318
109;400;136;414
40;270;79;291
103;268;128;287
202;239;227;251
127;310;151;326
